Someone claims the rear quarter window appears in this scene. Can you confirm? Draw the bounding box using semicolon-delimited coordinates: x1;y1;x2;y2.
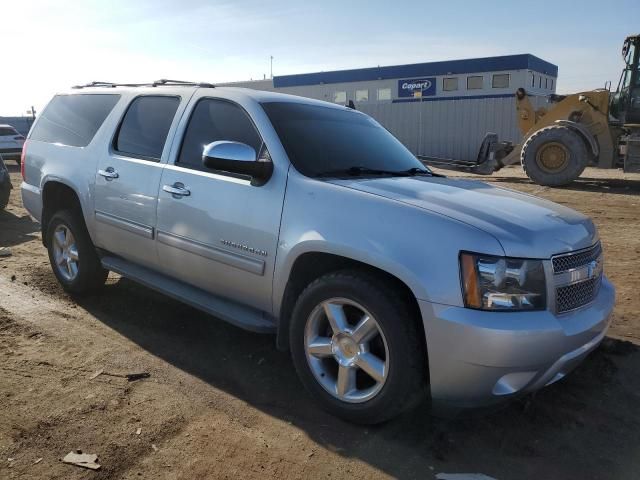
30;94;120;147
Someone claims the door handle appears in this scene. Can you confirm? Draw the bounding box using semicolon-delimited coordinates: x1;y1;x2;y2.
98;167;119;179
162;183;191;197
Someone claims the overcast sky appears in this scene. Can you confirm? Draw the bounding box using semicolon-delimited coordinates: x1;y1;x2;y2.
2;0;638;116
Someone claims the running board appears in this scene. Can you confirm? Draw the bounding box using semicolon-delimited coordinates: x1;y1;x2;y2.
100;255;276;333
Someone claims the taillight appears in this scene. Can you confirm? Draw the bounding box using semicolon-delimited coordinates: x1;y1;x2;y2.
21;140;27;180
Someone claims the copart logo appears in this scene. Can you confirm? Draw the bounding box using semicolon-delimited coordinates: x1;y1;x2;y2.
402;80;432;91
397;77;436;98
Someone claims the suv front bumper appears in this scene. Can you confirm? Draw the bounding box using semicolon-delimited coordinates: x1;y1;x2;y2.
419;276;615;413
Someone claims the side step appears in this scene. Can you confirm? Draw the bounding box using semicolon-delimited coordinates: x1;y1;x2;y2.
101;255;276;334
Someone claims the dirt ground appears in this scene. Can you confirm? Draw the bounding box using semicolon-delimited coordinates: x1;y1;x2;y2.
1;163;639;480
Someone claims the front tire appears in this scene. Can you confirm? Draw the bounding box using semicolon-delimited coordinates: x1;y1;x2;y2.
521;125;590;186
46;210;108;294
290;270;426;424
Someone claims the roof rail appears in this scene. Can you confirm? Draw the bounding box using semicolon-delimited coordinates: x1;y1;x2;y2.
71;79;215;89
152;79;216;88
71;81;151;89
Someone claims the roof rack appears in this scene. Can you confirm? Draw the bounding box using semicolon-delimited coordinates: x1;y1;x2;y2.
153;79;216;88
71;79;215;89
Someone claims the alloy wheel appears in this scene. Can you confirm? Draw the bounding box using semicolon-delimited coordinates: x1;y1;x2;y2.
52;224;79;281
304;298;389;403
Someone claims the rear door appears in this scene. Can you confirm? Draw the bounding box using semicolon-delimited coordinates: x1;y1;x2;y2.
93;95;183;268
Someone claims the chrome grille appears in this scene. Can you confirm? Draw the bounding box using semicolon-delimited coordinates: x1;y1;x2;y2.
552;242;602;273
552;242;603;313
556;276;601;313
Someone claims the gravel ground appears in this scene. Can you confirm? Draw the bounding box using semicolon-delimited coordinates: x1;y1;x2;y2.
1;162;639;480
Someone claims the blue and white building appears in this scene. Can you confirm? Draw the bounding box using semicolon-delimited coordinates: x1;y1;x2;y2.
224;54;558;161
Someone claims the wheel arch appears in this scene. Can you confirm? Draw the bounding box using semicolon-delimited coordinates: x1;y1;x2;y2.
40;180;83;246
275;249;426;353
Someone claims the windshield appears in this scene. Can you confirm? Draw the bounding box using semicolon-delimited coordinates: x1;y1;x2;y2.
261;102;427;177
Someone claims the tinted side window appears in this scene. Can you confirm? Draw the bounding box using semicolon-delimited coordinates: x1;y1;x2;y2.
115;96;180;160
178;99;262;170
30;94;120;147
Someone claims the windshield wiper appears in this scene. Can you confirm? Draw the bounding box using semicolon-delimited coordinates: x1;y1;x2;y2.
394;167;446;177
399;167;434;176
315;166;434;178
315;166;401;177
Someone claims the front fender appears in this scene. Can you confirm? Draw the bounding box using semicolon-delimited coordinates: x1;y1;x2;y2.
272;170;505;318
274;238;430;317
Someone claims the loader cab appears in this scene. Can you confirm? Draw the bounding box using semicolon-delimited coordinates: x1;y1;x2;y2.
611;34;640;124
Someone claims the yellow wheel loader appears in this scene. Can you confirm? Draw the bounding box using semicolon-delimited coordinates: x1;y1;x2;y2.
423;34;640;186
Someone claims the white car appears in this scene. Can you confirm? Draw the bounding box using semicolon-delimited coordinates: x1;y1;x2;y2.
0;124;25;164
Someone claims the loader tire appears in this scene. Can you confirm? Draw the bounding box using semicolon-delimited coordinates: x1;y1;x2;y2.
521;125;589;186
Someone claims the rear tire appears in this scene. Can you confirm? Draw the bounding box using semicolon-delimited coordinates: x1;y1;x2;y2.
521;125;590;186
289;270;426;424
46;210;108;294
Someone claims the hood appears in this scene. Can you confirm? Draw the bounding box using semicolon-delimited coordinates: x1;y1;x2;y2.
329;176;597;258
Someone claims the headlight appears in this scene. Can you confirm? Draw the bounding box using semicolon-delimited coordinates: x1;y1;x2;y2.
460;253;546;311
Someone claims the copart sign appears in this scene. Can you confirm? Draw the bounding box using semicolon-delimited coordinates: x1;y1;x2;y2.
398;77;436;98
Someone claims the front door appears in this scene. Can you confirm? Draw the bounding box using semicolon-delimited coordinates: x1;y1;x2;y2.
93;94;182;268
155;96;287;313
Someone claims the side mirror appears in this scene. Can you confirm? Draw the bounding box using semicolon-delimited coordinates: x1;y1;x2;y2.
202;141;273;185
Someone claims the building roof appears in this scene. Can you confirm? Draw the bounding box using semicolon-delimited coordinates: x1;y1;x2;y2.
273;54;558;88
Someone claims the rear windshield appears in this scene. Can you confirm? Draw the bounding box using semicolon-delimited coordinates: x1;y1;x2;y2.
0;127;19;136
261;102;424;177
30;94;120;147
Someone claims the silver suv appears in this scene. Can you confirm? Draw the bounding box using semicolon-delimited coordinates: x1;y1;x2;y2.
21;81;615;424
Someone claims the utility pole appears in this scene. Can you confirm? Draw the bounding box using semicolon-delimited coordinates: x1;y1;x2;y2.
270;56;274;79
26;106;36;129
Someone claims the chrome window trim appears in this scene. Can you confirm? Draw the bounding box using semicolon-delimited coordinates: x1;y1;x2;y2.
162;163;252;186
